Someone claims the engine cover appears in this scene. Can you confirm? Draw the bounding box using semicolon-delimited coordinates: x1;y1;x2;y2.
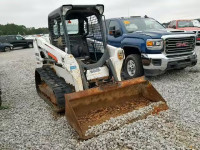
86;66;109;81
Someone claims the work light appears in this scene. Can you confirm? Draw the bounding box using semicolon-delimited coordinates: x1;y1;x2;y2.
95;5;104;14
62;5;73;15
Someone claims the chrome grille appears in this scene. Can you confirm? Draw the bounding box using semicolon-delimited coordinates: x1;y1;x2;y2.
165;37;195;55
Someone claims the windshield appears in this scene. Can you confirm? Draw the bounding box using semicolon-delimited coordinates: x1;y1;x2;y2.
177;20;200;28
123;18;165;33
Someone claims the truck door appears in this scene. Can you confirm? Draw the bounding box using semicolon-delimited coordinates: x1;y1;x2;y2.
15;36;27;47
7;36;16;47
107;20;123;47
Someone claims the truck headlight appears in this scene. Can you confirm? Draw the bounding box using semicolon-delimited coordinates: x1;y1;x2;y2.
146;39;163;50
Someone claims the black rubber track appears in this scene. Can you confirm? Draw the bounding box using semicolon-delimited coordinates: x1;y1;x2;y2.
35;66;74;112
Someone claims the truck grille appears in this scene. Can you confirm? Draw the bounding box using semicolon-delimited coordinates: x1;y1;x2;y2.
165;37;195;55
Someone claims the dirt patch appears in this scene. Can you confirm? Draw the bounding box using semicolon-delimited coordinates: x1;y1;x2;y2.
77;97;151;126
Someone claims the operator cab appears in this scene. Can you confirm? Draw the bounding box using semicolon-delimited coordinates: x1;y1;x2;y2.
48;5;107;64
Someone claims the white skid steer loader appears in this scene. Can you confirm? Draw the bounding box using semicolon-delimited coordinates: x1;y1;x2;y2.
34;4;168;139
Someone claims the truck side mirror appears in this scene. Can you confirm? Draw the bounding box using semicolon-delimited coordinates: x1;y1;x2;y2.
109;26;122;37
114;29;122;37
109;27;115;36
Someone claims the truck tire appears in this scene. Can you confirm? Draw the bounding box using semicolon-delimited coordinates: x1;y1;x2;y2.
28;43;33;48
123;54;144;79
4;47;11;52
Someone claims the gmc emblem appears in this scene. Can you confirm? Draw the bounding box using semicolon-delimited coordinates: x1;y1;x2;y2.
176;42;189;47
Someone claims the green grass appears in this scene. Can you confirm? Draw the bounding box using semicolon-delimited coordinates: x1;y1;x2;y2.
0;105;10;110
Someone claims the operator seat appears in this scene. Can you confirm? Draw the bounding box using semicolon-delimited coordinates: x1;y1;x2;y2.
70;35;90;60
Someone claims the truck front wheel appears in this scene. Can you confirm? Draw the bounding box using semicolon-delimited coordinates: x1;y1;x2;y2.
28;43;33;48
123;54;144;79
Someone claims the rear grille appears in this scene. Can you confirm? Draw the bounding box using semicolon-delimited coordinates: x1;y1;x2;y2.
165;37;195;55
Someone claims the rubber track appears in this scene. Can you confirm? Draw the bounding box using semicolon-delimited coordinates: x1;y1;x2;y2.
36;66;73;109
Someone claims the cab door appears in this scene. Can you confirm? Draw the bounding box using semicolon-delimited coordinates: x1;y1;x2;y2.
15;36;27;47
107;20;123;48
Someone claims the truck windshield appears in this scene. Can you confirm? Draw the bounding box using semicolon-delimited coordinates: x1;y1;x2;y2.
123;18;165;33
177;20;199;28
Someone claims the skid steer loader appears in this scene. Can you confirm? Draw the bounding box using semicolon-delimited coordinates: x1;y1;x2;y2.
34;5;168;139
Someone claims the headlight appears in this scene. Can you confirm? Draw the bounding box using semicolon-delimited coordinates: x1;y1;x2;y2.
146;39;163;50
117;49;124;60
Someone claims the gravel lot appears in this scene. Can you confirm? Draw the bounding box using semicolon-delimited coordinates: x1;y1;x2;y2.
0;47;200;150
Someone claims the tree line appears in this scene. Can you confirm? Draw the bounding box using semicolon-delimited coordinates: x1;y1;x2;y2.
0;23;49;35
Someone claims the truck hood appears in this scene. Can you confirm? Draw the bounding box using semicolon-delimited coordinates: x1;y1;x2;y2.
126;29;195;39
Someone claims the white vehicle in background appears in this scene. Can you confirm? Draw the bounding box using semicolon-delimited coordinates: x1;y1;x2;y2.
192;19;200;27
25;35;36;40
41;34;50;43
25;34;50;43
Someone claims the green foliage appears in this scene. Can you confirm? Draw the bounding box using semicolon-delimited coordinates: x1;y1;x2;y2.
0;105;10;110
0;23;49;35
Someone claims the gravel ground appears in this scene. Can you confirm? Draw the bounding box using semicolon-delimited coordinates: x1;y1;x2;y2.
0;47;200;150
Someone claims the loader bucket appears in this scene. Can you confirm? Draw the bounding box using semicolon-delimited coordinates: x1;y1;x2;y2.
65;77;168;139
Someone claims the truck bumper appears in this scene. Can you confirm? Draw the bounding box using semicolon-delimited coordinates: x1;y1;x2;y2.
142;52;197;76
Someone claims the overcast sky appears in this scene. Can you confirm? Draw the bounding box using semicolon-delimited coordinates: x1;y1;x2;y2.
0;0;199;28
